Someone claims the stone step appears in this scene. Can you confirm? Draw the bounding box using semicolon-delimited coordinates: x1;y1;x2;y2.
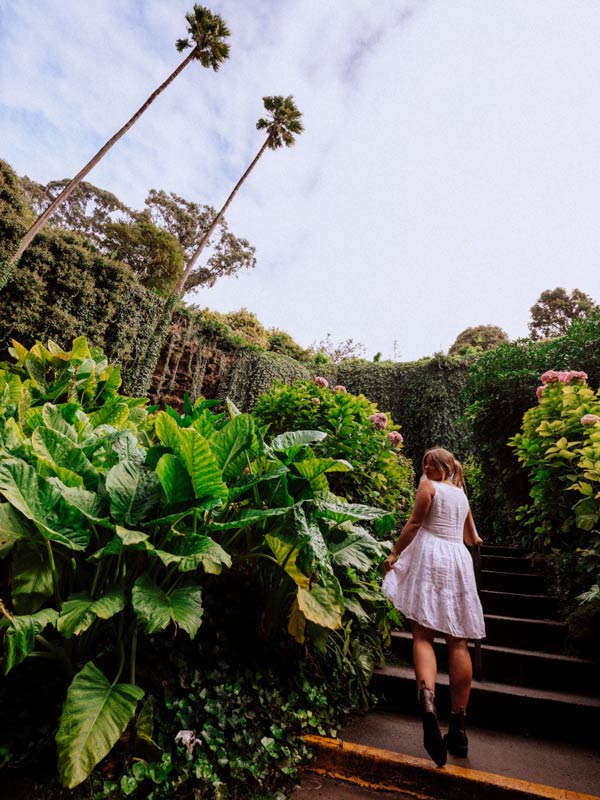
481;545;530;558
480;554;537;574
373;664;600;745
390;632;598;695
480;589;558;619
483;613;568;653
481;569;546;594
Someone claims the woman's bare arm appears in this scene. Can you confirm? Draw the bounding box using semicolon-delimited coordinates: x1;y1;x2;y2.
463;509;483;546
382;479;435;573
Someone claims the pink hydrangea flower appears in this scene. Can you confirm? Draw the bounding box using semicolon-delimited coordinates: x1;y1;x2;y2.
311;397;321;405
564;370;588;384
388;431;404;447
540;370;561;384
541;369;588;385
333;385;347;393
314;376;329;388
581;414;600;425
536;385;545;400
369;412;388;430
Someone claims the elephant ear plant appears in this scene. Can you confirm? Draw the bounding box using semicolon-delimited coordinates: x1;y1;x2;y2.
0;337;392;791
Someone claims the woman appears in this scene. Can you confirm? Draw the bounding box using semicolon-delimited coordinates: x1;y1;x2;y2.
381;447;485;767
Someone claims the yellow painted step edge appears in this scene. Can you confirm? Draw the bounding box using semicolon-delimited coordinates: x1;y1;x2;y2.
304;735;600;800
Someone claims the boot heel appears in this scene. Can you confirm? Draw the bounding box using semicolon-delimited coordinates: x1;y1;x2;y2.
444;709;468;758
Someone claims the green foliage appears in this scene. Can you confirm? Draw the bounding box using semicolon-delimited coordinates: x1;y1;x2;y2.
267;329;310;362
335;355;473;473
253;379;414;515
509;374;600;549
448;325;509;357
223;309;270;348
465;313;600;540
221;350;315;410
103;219;185;295
529;287;597;340
0;337;392;794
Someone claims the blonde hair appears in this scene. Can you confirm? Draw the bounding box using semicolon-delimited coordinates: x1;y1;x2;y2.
422;447;465;489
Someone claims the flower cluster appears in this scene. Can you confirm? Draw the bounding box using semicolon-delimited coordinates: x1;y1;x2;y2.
314;376;329;388
369;412;388;430
388;431;404;447
581;413;600;426
541;370;588;385
333;384;347;393
536;370;588;400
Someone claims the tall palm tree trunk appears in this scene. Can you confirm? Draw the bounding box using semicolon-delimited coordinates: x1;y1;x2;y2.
174;135;270;296
1;47;199;287
132;136;271;397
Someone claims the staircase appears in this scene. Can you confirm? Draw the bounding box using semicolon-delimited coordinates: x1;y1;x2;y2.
373;544;600;746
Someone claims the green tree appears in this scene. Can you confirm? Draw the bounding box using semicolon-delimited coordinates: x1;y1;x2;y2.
448;325;509;356
529;287;597;340
143;189;256;291
0;4;231;287
103;219;185;294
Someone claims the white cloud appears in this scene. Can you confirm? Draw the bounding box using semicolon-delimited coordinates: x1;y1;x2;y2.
1;0;600;360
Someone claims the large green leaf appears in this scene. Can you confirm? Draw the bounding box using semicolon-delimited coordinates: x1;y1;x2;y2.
105;461;161;526
328;529;384;572
154;411;182;450
296;573;344;630
152;533;231;574
12;542;54;613
270;430;327;451
58;588;126;638
0;502;32;556
294;458;352;481
32;427;99;490
265;534;309;589
0;459;90;551
314;498;388;523
227;463;289;500
56;662;144;788
2;608;58;674
88;400;130;430
41;404;78;441
208;414;256;480
132;574;203;638
49;482;107;523
155;453;194;504
177;429;228;503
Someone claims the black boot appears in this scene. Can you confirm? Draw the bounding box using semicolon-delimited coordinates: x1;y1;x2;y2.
418;681;446;767
444;709;468;757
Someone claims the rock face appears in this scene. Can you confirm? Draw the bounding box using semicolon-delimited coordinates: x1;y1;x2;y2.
148;313;238;410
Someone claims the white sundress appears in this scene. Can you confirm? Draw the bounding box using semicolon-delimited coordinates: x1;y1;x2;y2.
382;480;486;640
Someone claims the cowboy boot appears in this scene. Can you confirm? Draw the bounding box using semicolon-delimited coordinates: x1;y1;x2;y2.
418;680;447;767
444;708;468;757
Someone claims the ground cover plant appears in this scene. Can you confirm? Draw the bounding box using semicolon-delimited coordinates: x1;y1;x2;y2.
0;337;396;798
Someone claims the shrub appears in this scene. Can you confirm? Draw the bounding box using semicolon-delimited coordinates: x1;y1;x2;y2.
253;378;415;518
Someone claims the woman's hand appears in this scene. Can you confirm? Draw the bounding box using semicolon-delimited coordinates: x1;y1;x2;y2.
382;554;397;574
473;534;483;546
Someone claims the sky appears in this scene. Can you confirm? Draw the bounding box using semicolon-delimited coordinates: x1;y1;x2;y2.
1;0;600;362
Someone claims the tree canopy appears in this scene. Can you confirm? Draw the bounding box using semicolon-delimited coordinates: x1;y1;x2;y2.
448;325;509;356
528;287;597;340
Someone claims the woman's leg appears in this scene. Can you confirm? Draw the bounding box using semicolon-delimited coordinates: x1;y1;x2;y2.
445;635;472;711
411;621;446;766
444;635;471;757
411;621;437;690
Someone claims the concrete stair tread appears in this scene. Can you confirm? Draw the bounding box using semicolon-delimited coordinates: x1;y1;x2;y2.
391;630;594;666
484;613;565;629
481;588;556;601
376;663;600;707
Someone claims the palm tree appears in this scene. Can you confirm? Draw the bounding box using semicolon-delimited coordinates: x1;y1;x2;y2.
130;95;304;396
173;95;304;297
0;4;230;289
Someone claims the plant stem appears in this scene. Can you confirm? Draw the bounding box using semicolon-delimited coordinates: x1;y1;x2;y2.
46;540;62;609
130;628;138;685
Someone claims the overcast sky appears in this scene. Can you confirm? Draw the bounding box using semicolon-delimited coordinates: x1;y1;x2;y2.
2;0;600;361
